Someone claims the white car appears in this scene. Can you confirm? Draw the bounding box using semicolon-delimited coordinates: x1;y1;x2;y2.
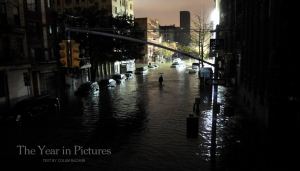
192;63;199;70
171;62;179;68
173;58;181;63
148;65;155;68
189;69;197;73
125;71;133;79
112;74;126;83
99;79;116;88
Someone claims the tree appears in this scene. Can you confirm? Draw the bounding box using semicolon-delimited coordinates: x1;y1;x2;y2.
57;6;144;81
191;7;212;67
156;42;177;59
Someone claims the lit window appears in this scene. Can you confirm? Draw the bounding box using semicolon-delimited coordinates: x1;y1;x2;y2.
49;25;52;34
27;0;36;11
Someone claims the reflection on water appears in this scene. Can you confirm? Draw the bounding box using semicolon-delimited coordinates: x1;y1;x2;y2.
1;60;251;171
62;60;214;170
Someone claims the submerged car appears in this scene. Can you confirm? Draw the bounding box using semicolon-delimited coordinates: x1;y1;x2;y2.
171;62;180;68
189;69;197;73
74;82;99;96
99;79;116;88
112;74;126;83
192;63;200;70
125;71;133;79
11;95;60;122
135;66;148;75
148;64;155;68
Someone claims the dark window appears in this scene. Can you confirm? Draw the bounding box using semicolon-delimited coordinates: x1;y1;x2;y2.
0;37;10;59
65;8;72;13
28;22;39;39
31;48;42;62
13;6;20;25
27;0;37;11
40;73;53;95
0;71;5;97
65;0;72;5
0;3;7;24
102;0;106;2
76;0;79;4
30;48;35;60
16;38;24;54
49;48;55;60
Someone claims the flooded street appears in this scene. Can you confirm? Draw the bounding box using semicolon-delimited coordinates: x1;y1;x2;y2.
1;60;272;171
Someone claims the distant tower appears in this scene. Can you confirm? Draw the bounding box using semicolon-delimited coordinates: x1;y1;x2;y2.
180;11;190;30
179;11;191;46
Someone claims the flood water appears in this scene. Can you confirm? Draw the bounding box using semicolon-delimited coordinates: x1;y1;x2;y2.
1;59;272;171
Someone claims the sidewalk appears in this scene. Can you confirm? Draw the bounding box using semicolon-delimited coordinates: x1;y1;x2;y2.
214;85;270;171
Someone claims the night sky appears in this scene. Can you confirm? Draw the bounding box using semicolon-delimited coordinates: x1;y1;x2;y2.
134;0;214;27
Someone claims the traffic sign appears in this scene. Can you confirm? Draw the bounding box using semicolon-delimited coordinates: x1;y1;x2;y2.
205;79;226;85
210;39;224;50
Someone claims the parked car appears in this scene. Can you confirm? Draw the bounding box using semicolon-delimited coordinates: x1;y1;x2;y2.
125;71;133;79
189;69;197;73
173;58;181;63
171;62;180;68
171;61;186;68
148;64;155;68
112;74;126;83
99;79;116;88
74;82;99;96
153;64;159;67
11;95;60;122
192;63;200;70
135;66;149;75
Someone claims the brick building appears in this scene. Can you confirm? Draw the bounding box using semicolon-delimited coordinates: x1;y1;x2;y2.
214;0;299;168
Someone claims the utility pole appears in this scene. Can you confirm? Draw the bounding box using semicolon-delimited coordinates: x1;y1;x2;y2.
198;30;201;67
210;24;220;171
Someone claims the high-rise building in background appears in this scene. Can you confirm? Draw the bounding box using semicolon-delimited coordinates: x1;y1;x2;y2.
180;11;190;30
178;11;191;46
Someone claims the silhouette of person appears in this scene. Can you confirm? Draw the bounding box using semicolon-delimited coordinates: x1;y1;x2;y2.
159;75;163;85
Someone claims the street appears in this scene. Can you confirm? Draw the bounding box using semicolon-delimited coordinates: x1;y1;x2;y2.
1;60;270;171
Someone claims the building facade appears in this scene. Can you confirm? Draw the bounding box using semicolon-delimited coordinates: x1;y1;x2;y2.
0;0;30;107
53;0;134;19
214;0;299;153
53;0;135;79
24;0;59;97
134;17;160;64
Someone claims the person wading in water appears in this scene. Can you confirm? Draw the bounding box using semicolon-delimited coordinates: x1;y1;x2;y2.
159;75;163;85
